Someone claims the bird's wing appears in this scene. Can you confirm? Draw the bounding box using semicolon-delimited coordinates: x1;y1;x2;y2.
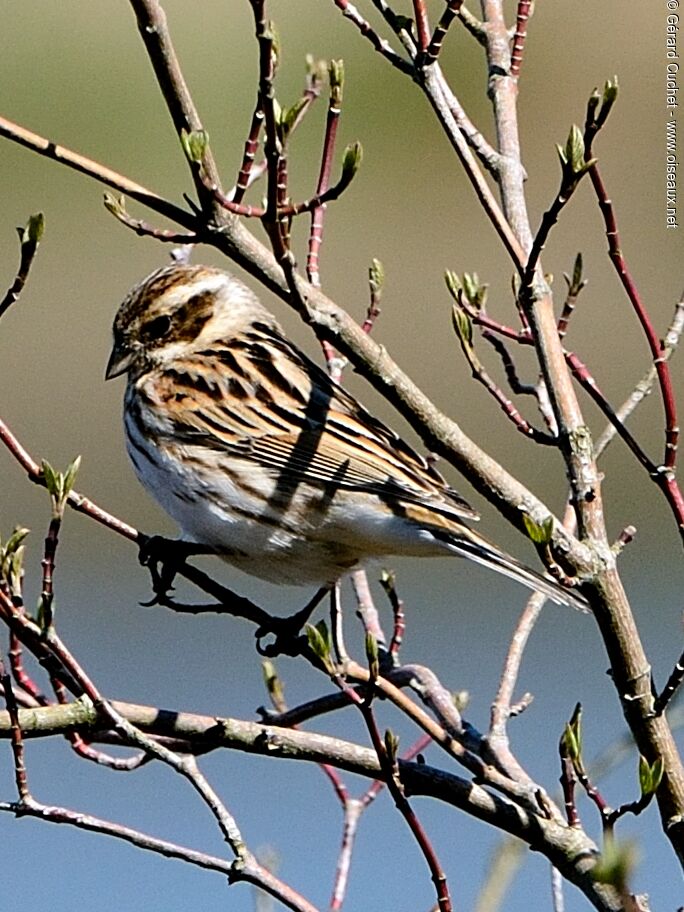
155;323;478;523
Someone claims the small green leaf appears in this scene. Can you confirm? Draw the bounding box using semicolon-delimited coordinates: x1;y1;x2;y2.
341;141;363;180
522;513;554;545
561;722;580;762
279;98;308;139
103;193;126;217
41;460;62;499
451;305;473;347
365;632;380;679
63;455;82;496
572;252;583;289
444;270;462;301
368;258;384;298
22;212;45;246
329;59;344;107
306;621;333;671
4;526;30;557
599;76;619;122
586;88;601;127
565;124;586;175
180;129;209;164
461;272;487;308
564;252;586;295
638;755;664;798
384;728;399;763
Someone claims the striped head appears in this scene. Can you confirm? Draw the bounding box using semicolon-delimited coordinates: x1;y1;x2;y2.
105;264;274;382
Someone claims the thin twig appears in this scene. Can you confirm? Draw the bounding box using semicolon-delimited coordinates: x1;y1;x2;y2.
330;0;414;74
655;650;684;717
0;115;194;228
424;1;465;64
0;659;29;800
0;214;44;321
509;1;532;79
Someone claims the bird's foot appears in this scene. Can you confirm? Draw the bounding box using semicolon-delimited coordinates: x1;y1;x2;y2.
137;534;214;605
255;586;330;658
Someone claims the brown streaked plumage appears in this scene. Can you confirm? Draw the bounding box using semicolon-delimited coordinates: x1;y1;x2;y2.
106;263;587;610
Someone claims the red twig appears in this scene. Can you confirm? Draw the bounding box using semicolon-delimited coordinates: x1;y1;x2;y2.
330;0;413;74
0;417;138;543
564;351;656;476
9;632;49;705
509;1;532;78
588;161;680;474
307;63;343;287
380;572;405;663
104;196;198;244
0;658;30;800
481;331;535;395
424;1;465;65
557;253;586;341
584;104;683;536
337;674;452;912
232;100;265;206
559;750;581;828
412;0;431;51
39;515;60;630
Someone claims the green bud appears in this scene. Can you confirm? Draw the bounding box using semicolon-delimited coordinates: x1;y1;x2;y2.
3;527;29;557
279;97;308;140
21;212;45;246
306;621;333;672
522;513;554;545
586;88;601;127
461;272;487;308
63;455;81;497
180;129;209;164
638;755;664;798
41;460;61;499
384;728;400;763
103;193;126;218
564;252;586;294
599;76;619;124
368;259;384;298
365;632;380;680
329;59;344;107
341;142;363;180
566;124;586;175
451;305;473;347
444;270;462;301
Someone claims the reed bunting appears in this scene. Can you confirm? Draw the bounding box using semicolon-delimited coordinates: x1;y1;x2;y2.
106;264;586;610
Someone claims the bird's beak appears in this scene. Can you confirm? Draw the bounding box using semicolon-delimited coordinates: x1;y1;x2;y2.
105;344;136;380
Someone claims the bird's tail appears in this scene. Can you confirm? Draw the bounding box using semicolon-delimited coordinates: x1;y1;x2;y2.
443;527;589;612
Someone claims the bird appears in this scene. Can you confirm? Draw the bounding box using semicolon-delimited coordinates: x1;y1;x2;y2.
105;263;587;611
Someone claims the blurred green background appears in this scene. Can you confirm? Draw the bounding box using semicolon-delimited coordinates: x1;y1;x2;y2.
0;2;682;910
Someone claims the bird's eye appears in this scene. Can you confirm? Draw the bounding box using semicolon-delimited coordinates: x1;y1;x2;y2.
144;314;172;341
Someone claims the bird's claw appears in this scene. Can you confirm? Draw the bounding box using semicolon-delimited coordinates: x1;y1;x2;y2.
255;616;309;658
137;534;183;603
